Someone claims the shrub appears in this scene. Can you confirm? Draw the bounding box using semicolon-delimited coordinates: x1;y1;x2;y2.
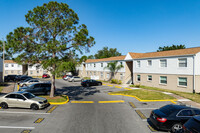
83;77;91;80
110;79;122;84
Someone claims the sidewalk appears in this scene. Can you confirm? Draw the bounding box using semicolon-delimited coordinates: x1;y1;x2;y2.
103;83;200;108
1;82;15;93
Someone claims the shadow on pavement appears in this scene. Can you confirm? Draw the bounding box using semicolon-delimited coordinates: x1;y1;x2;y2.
56;85;100;100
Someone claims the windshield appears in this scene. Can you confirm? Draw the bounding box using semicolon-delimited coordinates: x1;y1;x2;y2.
23;92;35;99
24;78;31;82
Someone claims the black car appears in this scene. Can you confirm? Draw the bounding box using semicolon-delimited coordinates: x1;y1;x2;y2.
18;75;33;82
4;75;18;82
149;104;200;133
19;82;51;95
183;116;200;133
81;79;102;87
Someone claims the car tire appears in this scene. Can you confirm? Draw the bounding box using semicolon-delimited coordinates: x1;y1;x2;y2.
98;83;102;86
1;102;8;109
86;83;90;87
22;84;27;87
72;80;74;82
31;104;39;110
171;123;183;133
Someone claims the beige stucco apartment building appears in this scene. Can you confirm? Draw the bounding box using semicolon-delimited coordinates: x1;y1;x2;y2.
78;47;200;93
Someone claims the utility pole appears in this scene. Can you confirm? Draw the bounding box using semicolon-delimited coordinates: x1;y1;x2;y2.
2;38;5;82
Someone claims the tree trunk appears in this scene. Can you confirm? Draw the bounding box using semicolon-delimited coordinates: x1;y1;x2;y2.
50;52;56;97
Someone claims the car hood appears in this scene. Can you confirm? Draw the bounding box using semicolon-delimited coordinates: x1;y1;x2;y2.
20;86;29;90
31;96;46;102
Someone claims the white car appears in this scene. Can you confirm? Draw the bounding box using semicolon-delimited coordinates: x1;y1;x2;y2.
19;79;43;87
63;75;72;81
68;76;82;82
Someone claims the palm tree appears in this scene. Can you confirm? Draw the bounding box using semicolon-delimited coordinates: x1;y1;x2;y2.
104;61;124;81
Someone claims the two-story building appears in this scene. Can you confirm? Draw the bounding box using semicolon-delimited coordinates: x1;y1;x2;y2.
78;47;200;93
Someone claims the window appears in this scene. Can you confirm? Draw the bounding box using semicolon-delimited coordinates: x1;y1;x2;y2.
18;71;21;74
178;110;194;116
120;62;123;65
18;64;20;67
101;72;103;78
194;110;200;115
87;72;88;76
160;76;167;84
107;73;110;78
160;59;167;67
90;72;92;76
137;61;141;68
37;70;39;74
11;70;14;73
5;70;8;74
29;66;32;69
179;58;187;67
11;64;14;67
94;72;96;76
30;71;33;74
120;73;123;80
178;77;187;86
137;75;141;81
16;94;25;100
101;63;103;67
5;64;8;67
148;60;152;66
90;64;92;66
148;75;152;81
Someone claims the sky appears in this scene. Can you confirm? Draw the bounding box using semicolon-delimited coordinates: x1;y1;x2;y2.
0;0;200;57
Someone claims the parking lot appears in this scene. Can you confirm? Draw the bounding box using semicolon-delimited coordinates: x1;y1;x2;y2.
0;79;181;133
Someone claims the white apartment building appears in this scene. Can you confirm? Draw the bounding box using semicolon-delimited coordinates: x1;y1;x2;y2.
78;47;200;93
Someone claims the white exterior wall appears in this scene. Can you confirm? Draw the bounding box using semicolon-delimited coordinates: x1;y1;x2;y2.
133;55;194;75
4;63;22;71
85;61;125;72
194;52;200;75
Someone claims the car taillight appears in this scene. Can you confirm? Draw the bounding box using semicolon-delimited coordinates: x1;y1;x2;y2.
156;117;167;123
182;125;186;130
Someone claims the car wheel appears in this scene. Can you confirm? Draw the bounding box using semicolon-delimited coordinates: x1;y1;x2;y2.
171;123;183;133
86;83;90;87
72;80;74;82
31;104;39;110
98;83;102;86
22;84;27;87
1;102;8;109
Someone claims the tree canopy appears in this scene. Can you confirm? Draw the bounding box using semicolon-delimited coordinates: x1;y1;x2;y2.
104;61;123;80
157;44;186;52
6;1;95;97
94;47;122;59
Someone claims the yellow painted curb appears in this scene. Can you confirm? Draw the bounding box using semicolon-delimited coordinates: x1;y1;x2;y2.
115;86;122;88
108;93;177;103
71;101;94;103
107;85;113;87
98;100;124;103
49;95;69;105
102;84;106;85
17;85;19;91
124;88;132;90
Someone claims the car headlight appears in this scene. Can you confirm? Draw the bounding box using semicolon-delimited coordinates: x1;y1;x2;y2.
38;101;43;104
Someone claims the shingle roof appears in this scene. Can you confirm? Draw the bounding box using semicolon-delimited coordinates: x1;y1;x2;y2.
85;55;126;63
4;60;16;63
129;47;200;59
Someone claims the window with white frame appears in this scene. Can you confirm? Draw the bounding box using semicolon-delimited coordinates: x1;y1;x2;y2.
120;73;123;80
147;75;152;81
37;70;39;73
29;66;32;69
178;58;187;67
90;72;92;76
178;77;187;86
160;59;167;67
107;73;110;79
120;62;123;66
137;61;141;68
5;70;8;74
94;71;96;76
11;64;14;67
30;71;33;74
101;63;103;67
90;64;92;66
148;60;152;66
160;76;167;84
101;72;103;78
11;70;14;73
87;72;88;76
18;71;21;74
94;63;96;67
137;75;141;81
5;64;8;67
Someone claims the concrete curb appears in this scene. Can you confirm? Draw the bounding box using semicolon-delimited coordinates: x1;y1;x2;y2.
108;93;177;104
49;95;69;105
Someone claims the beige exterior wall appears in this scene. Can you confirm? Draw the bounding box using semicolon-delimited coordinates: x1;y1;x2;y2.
134;73;195;93
124;61;132;84
5;70;22;75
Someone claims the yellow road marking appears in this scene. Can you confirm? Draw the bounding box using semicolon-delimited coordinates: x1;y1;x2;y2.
46;105;58;113
147;125;157;132
115;86;122;88
34;118;44;123
129;102;136;108
102;84;106;85
98;100;124;103
124;88;132;90
171;100;177;104
135;110;147;119
17;85;19;91
71;101;94;103
21;130;32;133
107;85;113;87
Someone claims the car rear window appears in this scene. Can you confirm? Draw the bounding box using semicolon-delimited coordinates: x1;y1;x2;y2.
160;105;178;115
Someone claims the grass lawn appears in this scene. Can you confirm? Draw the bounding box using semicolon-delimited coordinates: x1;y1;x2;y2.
111;89;175;100
40;95;67;103
130;85;200;103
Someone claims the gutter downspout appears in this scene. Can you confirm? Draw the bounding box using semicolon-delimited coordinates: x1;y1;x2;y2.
193;55;196;94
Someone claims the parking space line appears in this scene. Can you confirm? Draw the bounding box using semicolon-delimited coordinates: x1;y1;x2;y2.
107;85;113;87
0;126;35;129
21;129;32;133
147;125;157;132
129;102;136;108
115;86;122;88
135;110;147;119
71;101;94;103
46;105;58;113
34;118;44;123
124;88;132;90
134;108;157;110
0;111;50;115
98;100;124;103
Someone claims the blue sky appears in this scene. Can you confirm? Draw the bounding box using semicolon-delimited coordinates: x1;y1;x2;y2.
1;0;200;57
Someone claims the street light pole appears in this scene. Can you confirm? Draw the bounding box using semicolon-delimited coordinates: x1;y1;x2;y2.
2;38;5;82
